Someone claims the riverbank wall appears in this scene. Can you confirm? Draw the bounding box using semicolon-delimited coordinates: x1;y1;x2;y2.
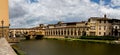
44;36;120;44
44;36;65;38
0;38;17;55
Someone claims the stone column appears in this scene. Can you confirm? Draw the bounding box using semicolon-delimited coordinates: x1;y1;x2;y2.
54;29;56;36
45;30;46;35
48;30;49;36
50;30;51;36
63;29;64;36
72;28;75;36
13;30;16;37
56;29;58;36
59;29;61;36
48;30;50;36
76;28;78;36
69;28;71;36
51;29;53;36
65;29;68;36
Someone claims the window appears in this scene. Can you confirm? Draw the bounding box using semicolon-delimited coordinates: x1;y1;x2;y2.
99;26;101;30
99;32;101;35
90;32;96;36
104;20;106;23
91;26;96;30
115;26;117;29
87;28;89;30
109;32;111;35
104;32;106;36
104;26;106;30
99;20;101;23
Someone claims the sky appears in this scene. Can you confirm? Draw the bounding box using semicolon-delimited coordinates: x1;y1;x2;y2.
9;0;120;28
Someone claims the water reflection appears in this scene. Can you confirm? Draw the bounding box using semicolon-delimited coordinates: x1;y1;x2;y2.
17;40;120;55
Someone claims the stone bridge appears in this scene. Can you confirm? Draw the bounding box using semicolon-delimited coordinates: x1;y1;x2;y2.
9;28;45;40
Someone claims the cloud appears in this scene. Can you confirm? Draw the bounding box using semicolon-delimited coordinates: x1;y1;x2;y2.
111;0;120;7
9;4;27;18
9;0;120;28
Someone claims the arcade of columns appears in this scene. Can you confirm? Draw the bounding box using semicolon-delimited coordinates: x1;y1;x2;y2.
45;27;89;38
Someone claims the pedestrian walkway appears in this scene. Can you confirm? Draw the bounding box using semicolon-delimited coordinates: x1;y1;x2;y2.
0;38;17;55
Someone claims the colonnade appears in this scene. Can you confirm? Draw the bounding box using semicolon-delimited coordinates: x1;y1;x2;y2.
45;27;89;38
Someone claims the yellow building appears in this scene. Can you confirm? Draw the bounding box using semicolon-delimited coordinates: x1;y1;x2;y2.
45;21;89;38
87;15;112;36
0;0;9;39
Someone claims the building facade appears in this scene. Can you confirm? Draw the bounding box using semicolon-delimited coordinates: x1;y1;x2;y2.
9;15;120;38
43;15;120;38
88;15;112;36
0;0;9;39
45;21;89;38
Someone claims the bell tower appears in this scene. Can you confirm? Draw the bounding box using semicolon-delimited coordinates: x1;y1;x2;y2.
0;0;9;39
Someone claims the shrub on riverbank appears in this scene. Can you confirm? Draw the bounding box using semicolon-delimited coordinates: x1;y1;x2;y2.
80;36;118;40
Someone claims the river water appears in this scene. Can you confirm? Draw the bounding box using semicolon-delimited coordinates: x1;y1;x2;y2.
17;39;120;55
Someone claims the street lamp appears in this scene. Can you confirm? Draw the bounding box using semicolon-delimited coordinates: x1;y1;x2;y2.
1;20;4;37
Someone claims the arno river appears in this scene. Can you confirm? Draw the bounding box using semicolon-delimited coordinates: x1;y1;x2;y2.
17;39;120;55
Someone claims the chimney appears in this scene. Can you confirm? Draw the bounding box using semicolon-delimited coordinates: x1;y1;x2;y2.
104;14;107;18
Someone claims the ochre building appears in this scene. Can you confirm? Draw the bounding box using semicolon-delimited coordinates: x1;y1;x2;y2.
0;0;9;39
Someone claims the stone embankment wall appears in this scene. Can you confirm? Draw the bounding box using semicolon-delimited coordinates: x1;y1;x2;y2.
0;38;17;55
44;36;65;38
